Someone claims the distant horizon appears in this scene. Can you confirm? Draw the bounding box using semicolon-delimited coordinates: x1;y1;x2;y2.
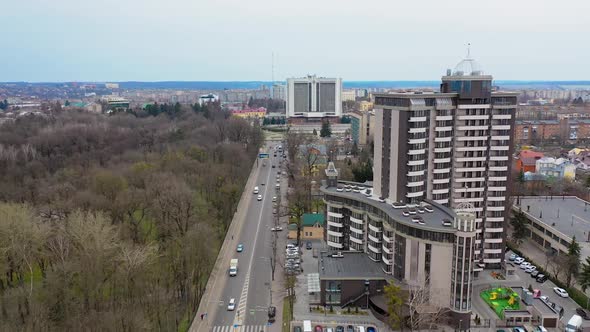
3;80;590;91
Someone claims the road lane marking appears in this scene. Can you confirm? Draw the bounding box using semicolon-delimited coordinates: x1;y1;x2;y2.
234;165;272;326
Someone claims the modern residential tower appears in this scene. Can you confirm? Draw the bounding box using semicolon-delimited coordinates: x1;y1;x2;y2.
372;57;517;268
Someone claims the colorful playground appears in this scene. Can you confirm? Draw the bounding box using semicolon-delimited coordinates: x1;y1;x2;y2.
480;287;520;318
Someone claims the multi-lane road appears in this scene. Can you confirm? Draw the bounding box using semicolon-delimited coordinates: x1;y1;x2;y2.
206;143;285;332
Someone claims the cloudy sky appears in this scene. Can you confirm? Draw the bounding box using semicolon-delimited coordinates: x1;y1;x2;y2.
2;0;589;82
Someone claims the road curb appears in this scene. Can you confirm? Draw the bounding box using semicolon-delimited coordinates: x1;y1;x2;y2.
190;157;260;332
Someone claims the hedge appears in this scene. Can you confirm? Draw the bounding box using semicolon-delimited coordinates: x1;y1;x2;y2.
508;244;589;309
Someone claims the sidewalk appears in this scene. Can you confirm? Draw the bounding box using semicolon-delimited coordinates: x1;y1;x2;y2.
189;159;260;332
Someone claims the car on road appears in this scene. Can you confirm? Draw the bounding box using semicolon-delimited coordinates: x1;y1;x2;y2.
554;287;569;298
257;194;262;201
237;244;244;252
271;226;283;231
306;241;312;250
272;196;277;202
254;186;259;194
272;164;276;168
227;298;236;311
276;183;280;189
261;182;265;186
576;308;590;320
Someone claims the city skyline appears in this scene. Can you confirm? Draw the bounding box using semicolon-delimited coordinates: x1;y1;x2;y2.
2;0;589;82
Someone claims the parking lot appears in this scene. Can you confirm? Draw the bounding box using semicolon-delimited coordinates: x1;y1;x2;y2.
505;250;590;329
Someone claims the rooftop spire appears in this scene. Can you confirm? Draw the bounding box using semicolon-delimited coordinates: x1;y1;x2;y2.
466;43;471;59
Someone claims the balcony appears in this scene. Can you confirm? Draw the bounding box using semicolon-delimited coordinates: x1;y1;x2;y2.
434;136;453;142
432;188;450;195
490;145;510;151
489;176;507;181
350;226;364;234
368;244;382;254
368;234;382;243
489;166;508;172
408;170;425;177
434;198;449;205
456;146;487;152
382;245;393;254
406;191;424;198
408;138;427;144
487;196;506;202
484;237;503;244
433;157;451;163
436;115;453;121
457;115;489;120
350;216;364;224
492;114;512;120
489;156;509;161
456;167;486;172
487;206;505;212
408;159;425;166
408;148;426;155
328;220;343;227
433;168;451;173
486;227;504;233
435;126;453;132
483;257;502;264
457;125;488;131
409;127;427;133
382;256;392;265
491;125;511;130
488;186;507;191
458;104;491;109
433;178;450;184
328;211;343;218
382;233;393;242
350;236;364;244
327;230;343;237
407;181;425;187
409;116;427;122
327;240;344;249
456;156;487;162
434;147;452;153
491;135;510;140
486;217;504;222
368;223;382;233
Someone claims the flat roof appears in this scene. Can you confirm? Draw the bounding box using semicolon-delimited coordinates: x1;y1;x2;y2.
515;196;590;242
321;182;457;232
319;251;391;280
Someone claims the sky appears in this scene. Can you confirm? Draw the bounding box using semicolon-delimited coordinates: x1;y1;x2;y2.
2;0;589;82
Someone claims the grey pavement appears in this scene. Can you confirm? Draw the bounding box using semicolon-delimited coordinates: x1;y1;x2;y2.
191;142;286;332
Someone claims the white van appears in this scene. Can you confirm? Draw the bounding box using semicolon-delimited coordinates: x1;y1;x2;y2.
357;327;365;332
565;314;582;332
253;186;259;194
303;320;312;332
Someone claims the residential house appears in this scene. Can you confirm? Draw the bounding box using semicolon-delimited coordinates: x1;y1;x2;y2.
288;213;325;240
535;157;576;180
515;150;544;173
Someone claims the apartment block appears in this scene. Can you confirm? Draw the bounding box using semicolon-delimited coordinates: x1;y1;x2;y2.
286;75;342;119
371;58;517;268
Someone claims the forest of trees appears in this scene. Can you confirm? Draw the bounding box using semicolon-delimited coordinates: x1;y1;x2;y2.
0;107;263;330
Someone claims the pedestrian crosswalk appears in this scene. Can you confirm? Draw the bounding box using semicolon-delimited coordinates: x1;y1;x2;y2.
212;325;267;332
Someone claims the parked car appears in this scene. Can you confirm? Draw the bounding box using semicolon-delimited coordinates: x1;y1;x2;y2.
554;287;569;298
537;274;548;283
515;257;525;264
509;253;517;261
336;326;344;332
540;295;549;303
293;327;302;332
525;266;537;273
314;326;323;332
227;298;236;311
520;262;531;269
576;308;590;320
346;325;354;332
271;226;283;231
531;270;540;277
367;327;376;332
272;196;277;202
532;326;547;332
237;244;244;252
512;327;527;332
306;241;312;250
257;194;262;201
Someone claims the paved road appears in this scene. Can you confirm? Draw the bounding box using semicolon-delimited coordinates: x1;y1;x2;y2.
208;144;285;332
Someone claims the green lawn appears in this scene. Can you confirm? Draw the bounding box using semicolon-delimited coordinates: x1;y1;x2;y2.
480;287;520;319
283;297;292;332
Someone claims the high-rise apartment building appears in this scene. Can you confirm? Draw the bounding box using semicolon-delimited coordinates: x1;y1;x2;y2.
372;57;517;267
272;83;286;100
286;75;342;119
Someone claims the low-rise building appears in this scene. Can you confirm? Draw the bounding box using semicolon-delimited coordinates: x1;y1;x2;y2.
288;213;324;240
349;111;374;146
513;196;590;260
342;90;356;102
231;107;267;119
515;150;544;173
535;157;576;180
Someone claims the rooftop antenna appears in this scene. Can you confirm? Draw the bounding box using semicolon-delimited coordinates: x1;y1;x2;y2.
271;51;275;84
466;43;471;59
